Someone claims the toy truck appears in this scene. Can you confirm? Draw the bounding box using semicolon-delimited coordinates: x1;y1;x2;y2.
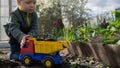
19;38;68;68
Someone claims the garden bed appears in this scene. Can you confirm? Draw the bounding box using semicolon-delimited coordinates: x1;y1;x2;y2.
68;42;120;67
0;47;108;68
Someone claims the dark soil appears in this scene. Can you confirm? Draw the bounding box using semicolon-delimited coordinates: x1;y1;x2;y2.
0;47;109;68
0;59;21;68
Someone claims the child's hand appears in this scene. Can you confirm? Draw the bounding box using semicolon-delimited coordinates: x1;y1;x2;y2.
20;35;30;48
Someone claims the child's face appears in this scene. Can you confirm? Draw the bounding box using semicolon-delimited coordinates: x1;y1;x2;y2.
17;0;36;13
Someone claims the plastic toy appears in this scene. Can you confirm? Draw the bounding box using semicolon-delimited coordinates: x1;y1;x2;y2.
19;38;68;68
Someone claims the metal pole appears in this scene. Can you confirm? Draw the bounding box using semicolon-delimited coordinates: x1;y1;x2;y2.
0;0;1;40
9;0;12;14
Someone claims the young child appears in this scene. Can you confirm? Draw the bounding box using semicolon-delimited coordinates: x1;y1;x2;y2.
7;0;39;60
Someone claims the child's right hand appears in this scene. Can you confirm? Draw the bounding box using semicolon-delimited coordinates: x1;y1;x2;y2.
20;35;30;48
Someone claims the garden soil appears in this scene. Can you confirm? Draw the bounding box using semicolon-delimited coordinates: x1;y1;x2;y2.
0;47;110;68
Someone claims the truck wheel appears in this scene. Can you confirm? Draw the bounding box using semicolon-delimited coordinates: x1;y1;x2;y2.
42;58;54;68
23;56;31;66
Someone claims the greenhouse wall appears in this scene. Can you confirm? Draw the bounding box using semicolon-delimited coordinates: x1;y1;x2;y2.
0;0;17;40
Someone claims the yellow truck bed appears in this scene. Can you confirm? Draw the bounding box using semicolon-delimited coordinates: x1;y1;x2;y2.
28;38;68;54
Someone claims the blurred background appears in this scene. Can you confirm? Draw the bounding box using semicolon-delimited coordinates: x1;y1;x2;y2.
0;0;120;42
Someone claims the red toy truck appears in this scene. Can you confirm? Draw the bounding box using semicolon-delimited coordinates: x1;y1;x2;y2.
19;38;68;68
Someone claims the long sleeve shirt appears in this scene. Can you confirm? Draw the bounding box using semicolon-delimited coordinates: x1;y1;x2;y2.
8;8;39;43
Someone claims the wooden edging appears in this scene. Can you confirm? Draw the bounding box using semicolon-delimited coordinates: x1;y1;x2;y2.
67;42;120;67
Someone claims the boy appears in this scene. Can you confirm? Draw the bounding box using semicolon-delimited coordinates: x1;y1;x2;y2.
7;0;39;60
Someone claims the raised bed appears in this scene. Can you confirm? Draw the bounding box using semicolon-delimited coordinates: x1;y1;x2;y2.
67;42;120;67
